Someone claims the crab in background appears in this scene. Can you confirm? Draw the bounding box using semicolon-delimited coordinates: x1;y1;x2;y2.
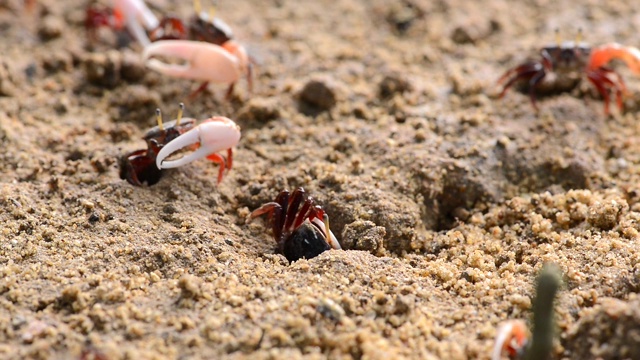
86;0;252;98
119;104;241;186
498;30;640;115
249;188;342;263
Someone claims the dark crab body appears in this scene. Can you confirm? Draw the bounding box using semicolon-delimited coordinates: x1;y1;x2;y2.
149;13;232;45
119;118;195;186
499;39;640;115
250;188;342;263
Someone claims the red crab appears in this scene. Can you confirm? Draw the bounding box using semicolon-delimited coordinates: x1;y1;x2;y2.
249;188;342;263
498;32;640;115
119;107;195;186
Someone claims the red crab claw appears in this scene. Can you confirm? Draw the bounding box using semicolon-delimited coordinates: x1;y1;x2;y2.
143;40;245;85
588;43;640;73
586;43;640;115
155;117;241;183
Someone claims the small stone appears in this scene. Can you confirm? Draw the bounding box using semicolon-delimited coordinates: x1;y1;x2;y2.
451;26;474;44
237;97;281;122
379;73;411;99
84;50;122;88
38;15;64;41
298;78;337;111
42;52;72;73
0;61;17;97
120;50;146;82
178;274;203;299
88;213;100;223
341;220;386;255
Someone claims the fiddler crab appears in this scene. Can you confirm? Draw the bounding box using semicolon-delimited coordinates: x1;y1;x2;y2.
491;320;528;360
498;30;640;115
86;0;252;98
119;103;241;186
249;188;342;263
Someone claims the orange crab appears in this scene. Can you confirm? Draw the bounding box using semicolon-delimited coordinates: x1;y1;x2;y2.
498;31;640;115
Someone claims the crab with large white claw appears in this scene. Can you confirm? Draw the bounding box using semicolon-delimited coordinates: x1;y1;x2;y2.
140;0;253;98
142;39;250;96
155;116;241;184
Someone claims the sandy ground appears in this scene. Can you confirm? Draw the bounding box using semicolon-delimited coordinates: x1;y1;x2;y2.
1;0;640;359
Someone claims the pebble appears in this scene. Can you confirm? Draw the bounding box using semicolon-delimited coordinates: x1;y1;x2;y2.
298;78;337;111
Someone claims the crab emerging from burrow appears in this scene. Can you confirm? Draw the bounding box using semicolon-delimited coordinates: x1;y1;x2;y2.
498;30;640;115
119;104;195;186
118;103;241;186
249;188;342;263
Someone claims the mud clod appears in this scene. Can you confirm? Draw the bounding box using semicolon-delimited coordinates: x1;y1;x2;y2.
38;15;64;41
237;97;281;123
298;78;337;112
565;296;640;359
83;50;122;88
587;199;627;231
341;220;386;255
109;85;161;125
379;74;412;99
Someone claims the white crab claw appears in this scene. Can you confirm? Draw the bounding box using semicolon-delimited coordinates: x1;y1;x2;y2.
143;40;242;84
156;117;241;170
113;0;158;46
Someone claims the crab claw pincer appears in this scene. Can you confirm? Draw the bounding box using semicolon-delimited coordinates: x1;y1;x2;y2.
155;117;241;183
143;40;245;84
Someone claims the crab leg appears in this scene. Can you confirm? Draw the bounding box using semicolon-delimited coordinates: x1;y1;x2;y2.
586;68;625;115
250;202;285;243
143;40;243;83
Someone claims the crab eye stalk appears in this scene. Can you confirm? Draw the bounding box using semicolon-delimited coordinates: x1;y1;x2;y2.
156;108;164;130
576;28;583;44
176;102;185;126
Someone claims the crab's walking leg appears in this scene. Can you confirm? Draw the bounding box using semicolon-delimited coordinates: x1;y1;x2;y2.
586;67;626;115
189;81;210;100
285;189;305;231
225;148;233;170
250;202;284;243
293;200;312;230
204;153;231;184
498;62;546;111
